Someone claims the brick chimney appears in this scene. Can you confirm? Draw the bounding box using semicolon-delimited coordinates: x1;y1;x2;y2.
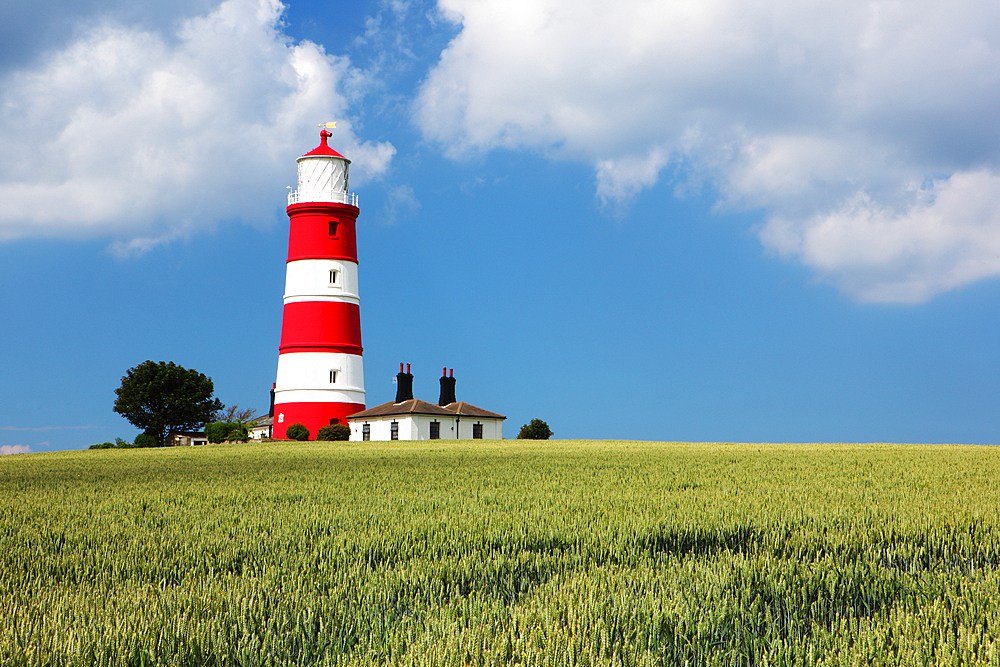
395;363;414;402
438;367;456;406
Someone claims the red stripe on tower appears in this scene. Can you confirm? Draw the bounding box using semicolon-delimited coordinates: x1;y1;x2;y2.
272;126;366;439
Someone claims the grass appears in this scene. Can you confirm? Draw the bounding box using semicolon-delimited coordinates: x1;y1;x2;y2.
3;440;1000;665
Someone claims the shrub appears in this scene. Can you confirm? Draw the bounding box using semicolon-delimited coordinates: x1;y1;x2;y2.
317;424;351;441
89;442;115;450
205;422;227;443
285;423;309;441
518;419;553;440
226;422;249;443
206;422;249;443
133;433;157;448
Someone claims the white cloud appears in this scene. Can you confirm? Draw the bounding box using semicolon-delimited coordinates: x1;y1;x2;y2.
1;444;31;455
0;0;395;253
760;171;1000;303
415;0;1000;302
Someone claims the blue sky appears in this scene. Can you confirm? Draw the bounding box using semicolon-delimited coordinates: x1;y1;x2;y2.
2;0;999;453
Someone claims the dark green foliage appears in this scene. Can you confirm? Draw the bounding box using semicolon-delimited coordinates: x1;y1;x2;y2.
285;423;309;441
204;422;226;444
228;422;249;442
518;418;553;440
113;361;223;448
317;424;351;441
206;422;249;443
90;435;153;450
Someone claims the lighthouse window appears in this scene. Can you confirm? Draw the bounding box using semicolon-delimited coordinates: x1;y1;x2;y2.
328;221;338;237
329;370;338;383
430;421;440;440
329;269;339;285
390;421;399;440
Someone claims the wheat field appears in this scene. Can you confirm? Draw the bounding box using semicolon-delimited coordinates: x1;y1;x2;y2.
3;440;1000;666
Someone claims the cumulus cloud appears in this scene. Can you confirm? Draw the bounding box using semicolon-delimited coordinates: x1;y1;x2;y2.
414;0;1000;302
1;444;31;455
760;171;1000;303
0;0;395;254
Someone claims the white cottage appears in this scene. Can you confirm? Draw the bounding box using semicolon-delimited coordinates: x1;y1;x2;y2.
346;366;505;441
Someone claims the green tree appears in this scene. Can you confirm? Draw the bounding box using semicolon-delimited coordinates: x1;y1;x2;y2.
226;422;249;442
518;419;553;440
205;422;227;444
113;361;223;448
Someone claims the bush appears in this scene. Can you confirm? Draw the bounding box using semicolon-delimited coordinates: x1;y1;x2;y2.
206;422;249;443
89;434;156;450
285;423;309;441
226;422;249;443
317;424;351;441
518;419;553;440
205;422;226;444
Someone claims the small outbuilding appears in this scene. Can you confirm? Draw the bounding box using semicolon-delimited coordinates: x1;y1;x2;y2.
248;415;273;440
170;431;207;446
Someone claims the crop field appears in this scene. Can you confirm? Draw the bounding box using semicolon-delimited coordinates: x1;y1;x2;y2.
4;440;1000;666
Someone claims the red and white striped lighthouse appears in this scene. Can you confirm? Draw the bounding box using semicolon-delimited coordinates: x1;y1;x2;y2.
272;126;365;439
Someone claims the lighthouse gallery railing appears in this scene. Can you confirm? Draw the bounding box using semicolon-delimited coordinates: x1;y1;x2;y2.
287;190;359;207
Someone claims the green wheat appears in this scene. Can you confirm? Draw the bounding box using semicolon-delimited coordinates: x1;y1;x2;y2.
3;441;1000;666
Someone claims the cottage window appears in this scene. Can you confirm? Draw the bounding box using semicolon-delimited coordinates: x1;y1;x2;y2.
430;421;440;440
473;423;483;439
363;423;370;441
390;421;399;441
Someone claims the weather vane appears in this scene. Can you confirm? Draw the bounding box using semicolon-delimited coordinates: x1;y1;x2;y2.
318;122;336;130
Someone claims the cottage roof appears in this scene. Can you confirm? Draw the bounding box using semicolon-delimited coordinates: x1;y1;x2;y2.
347;399;454;419
347;399;505;420
441;402;506;419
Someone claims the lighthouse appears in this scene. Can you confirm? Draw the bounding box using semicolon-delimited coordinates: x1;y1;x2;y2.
272;126;365;439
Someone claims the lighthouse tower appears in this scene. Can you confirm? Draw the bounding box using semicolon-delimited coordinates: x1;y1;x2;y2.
272;127;365;439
